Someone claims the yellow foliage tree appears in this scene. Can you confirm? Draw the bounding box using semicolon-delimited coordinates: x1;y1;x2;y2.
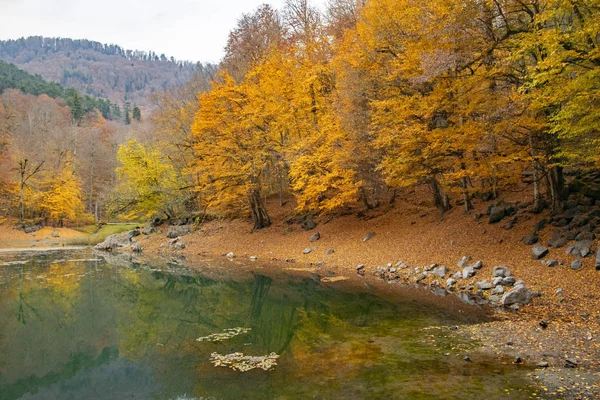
40;162;85;225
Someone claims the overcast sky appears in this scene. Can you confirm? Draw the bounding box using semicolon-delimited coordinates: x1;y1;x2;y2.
0;0;325;64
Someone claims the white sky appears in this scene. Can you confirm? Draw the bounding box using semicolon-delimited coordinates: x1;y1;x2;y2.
0;0;326;64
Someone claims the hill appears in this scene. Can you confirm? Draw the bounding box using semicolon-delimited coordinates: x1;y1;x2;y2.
0;36;214;108
0;60;118;120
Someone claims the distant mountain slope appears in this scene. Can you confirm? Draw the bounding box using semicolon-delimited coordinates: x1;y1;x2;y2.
0;60;119;121
0;36;212;108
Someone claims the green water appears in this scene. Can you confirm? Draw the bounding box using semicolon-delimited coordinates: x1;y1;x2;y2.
0;249;536;399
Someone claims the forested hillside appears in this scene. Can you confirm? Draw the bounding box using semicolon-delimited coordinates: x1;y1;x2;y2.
0;60;120;121
123;0;599;230
0;36;214;108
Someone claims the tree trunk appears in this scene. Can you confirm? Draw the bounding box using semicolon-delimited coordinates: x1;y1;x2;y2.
532;165;544;213
548;165;565;213
249;188;271;231
430;176;451;217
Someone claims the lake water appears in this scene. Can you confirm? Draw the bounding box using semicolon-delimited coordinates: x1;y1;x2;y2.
0;248;536;399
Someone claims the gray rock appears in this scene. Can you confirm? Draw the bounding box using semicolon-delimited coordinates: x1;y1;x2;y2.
565;359;579;368
446;278;457;287
415;274;426;283
453;271;462;280
576;231;595;241
571;259;582;270
131;242;143;253
491;285;505;295
462;266;475;279
226;252;235;258
535;219;548;232
596;248;600;270
356;264;365;271
94;231;133;251
457;256;471;268
303;248;312;254
310;232;321;242
548;237;568;248
424;263;437;272
501;285;532;307
493;266;512;277
142;227;156;235
502;276;516;286
471;260;483;270
532;244;549;259
492;277;503;286
250;256;258;261
542;259;559;267
570;240;594;258
537;361;549;368
166;225;193;238
433;266;447;278
489;206;506;224
362;232;376;242
476;280;493;290
522;234;539;245
326;248;335;255
514;279;524;286
301;216;317;230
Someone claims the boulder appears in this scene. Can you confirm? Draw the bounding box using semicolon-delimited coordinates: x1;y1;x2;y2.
476;280;493;290
462;266;475;279
301;216;316;231
542;259;559;267
471;260;483;270
309;232;321;242
501;285;532;307
535;219;548;232
492;276;503;286
493;266;511;278
94;231;133;251
532;244;549;260
446;278;457;287
571;259;582;270
167;225;193;239
142;227;156;235
356;264;365;271
457;256;471;268
522;234;539;245
569;240;594;258
303;248;312;254
453;271;462;280
491;285;505;295
502;276;516;286
548;237;568;248
489;206;506;224
433;266;447;278
576;231;595;241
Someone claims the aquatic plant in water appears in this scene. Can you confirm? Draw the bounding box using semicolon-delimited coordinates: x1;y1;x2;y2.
209;352;280;372
196;327;251;342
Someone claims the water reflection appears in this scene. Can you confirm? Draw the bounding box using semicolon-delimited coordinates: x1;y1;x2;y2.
0;249;536;399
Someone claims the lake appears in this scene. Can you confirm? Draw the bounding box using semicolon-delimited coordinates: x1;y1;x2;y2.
0;248;536;399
